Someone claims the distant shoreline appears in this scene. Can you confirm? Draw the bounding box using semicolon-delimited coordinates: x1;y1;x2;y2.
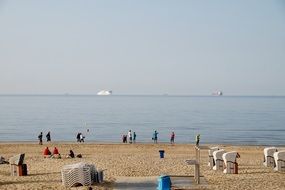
0;94;285;97
0;141;284;147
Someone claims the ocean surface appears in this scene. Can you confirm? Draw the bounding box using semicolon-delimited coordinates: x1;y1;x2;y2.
0;95;284;145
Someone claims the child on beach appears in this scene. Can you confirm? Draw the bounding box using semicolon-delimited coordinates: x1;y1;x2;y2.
170;131;175;144
38;132;43;145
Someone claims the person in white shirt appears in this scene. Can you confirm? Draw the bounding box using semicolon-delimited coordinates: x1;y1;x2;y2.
127;130;132;144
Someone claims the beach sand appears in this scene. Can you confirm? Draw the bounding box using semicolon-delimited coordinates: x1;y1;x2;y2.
0;143;284;190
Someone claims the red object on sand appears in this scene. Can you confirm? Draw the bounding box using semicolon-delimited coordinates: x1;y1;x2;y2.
53;147;59;155
43;147;51;155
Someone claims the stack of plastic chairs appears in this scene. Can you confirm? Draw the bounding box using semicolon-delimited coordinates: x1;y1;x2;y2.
222;151;240;174
273;151;285;172
263;147;277;167
213;149;226;171
208;147;219;168
61;162;96;187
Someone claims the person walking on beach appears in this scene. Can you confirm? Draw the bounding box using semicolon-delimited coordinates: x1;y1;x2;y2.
46;131;51;142
133;132;137;143
128;130;132;144
152;130;158;143
38;132;43;145
76;133;80;142
170;131;175;144
195;134;200;146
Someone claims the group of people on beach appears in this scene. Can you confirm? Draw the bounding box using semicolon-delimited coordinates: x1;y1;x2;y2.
43;146;82;159
38;131;51;145
38;131;88;145
122;130;137;143
152;131;175;144
38;130;200;145
122;130;176;144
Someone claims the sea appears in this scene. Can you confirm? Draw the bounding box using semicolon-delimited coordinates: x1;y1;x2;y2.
0;95;284;145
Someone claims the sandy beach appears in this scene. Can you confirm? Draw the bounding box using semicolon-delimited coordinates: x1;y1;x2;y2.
0;142;284;190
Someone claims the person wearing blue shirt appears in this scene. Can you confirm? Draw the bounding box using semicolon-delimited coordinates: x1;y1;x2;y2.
152;130;158;144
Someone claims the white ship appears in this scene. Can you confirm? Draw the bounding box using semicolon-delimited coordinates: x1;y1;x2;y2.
212;91;223;96
97;90;112;96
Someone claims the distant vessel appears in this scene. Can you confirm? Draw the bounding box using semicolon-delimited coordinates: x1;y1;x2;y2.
212;91;223;96
97;90;112;96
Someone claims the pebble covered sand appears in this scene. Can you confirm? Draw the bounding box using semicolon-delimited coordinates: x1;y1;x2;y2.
0;143;284;189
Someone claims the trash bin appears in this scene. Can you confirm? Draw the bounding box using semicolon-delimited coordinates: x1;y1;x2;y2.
159;150;165;158
157;175;171;190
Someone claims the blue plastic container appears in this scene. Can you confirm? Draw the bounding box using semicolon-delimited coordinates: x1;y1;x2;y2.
159;150;165;158
157;175;171;190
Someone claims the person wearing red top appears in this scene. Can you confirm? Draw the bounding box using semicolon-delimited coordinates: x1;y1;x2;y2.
43;147;51;158
52;147;61;158
53;147;59;155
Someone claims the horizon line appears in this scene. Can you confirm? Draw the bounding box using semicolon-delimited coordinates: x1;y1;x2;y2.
0;93;284;97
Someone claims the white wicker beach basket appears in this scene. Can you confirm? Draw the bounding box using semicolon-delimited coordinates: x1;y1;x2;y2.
61;162;96;187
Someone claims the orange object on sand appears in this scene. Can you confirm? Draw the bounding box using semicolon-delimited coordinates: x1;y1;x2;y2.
53;147;59;155
43;147;51;156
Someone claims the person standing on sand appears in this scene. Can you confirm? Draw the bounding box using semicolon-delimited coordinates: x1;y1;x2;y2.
153;130;158;143
195;134;200;146
128;130;132;144
122;135;127;143
46;131;51;142
38;132;43;145
80;133;85;142
133;132;137;143
76;133;80;142
170;131;175;144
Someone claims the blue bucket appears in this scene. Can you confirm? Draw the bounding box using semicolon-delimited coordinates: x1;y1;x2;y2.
157;175;171;190
159;150;165;158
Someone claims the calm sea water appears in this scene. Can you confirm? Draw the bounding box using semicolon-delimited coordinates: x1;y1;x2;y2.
0;95;284;145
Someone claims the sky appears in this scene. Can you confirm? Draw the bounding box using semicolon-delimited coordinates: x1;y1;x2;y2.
0;0;285;96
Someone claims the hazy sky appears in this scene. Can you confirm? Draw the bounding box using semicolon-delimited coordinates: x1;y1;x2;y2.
0;0;285;95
